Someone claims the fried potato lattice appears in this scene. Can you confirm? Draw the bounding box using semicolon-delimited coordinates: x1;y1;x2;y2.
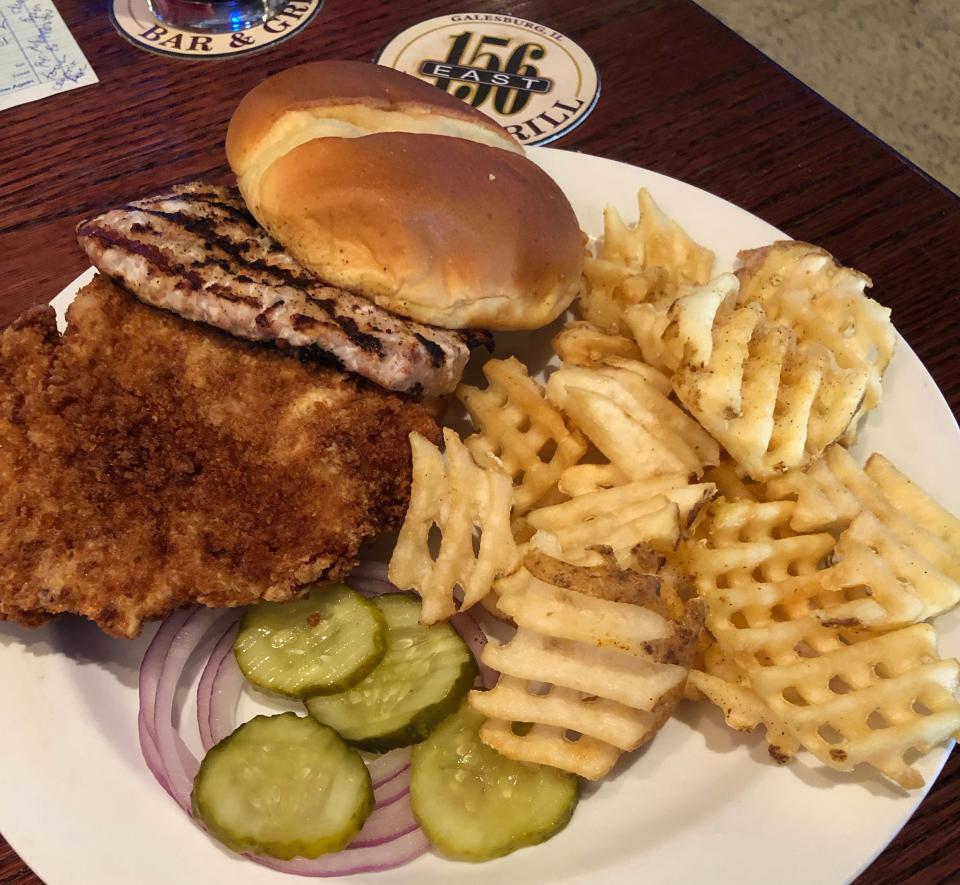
751;625;960;789
457;357;587;515
388;429;519;624
687;643;801;763
670;276;869;480
552;321;645;367
765;445;960;582
737;241;896;440
580;189;715;333
470;552;704;779
546;363;720;482
683;489;960;786
524;475;715;569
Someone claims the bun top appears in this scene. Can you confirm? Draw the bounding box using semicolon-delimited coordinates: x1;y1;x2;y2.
226;61;583;331
227;61;523;178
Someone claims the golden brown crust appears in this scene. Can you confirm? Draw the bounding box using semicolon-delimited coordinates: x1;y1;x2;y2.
226;60;517;173
254;132;583;329
0;276;439;637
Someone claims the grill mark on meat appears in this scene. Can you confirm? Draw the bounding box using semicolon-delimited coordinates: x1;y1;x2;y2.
301;296;387;353
206;283;261;308
414;333;446;368
306;295;338;316
76;183;492;395
255;301;285;330
299;343;345;372
333;315;384;355
292;314;317;332
132;207;318;290
164;190;258;226
77;222;203;290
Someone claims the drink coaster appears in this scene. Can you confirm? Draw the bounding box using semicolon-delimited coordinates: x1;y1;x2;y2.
111;0;323;59
377;13;600;146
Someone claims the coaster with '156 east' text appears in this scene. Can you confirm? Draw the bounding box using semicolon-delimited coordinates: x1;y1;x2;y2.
377;13;600;146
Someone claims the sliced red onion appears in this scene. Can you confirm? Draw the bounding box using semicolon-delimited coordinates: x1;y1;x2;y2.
372;766;412;807
348;560;391;583
197;618;242;752
208;642;246;747
451;610;499;689
343;576;397;598
138;607;194;802
364;747;411;788
138;576;438;876
137;709;170;793
151;607;229;811
139;607;193;740
350;792;420;848
252;827;430;877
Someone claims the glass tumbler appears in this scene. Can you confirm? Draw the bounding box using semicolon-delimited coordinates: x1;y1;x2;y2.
146;0;288;32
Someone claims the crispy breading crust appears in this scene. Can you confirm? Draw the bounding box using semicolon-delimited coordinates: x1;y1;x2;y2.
0;276;439;637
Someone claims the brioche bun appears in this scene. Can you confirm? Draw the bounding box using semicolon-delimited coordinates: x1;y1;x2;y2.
226;61;583;330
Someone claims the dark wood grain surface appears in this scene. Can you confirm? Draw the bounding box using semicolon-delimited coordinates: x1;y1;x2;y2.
2;0;959;882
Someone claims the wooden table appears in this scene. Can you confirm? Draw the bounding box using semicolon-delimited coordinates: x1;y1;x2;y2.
2;0;959;882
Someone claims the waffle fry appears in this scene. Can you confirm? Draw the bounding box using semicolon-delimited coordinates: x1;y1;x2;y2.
687;669;801;763
470;553;704;778
547;365;720;481
737;241;896;439
622;299;679;373
457;357;587;515
528;477;715;533
751;625;960;788
552;321;644;367
580;189;714;332
680;499;835;582
765;445;960;582
684;496;958;635
671;286;869;479
558;463;631;496
702;459;761;502
477;717;623;780
697;524;959;669
595;354;673;395
529;501;681;570
680;492;960;785
388;429;518;624
526;478;714;568
526;546;686;613
671;271;735;364
581;256;665;333
601;190;715;282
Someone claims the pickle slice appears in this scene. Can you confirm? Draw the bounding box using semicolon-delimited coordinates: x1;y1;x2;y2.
305;594;476;752
235;583;387;699
192;713;373;860
410;704;579;861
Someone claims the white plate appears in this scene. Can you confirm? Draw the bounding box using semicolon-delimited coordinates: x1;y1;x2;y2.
1;147;958;885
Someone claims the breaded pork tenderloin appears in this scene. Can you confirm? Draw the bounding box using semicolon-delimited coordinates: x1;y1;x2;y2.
0;275;440;637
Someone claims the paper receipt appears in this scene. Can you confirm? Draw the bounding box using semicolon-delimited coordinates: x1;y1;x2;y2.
0;0;97;112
